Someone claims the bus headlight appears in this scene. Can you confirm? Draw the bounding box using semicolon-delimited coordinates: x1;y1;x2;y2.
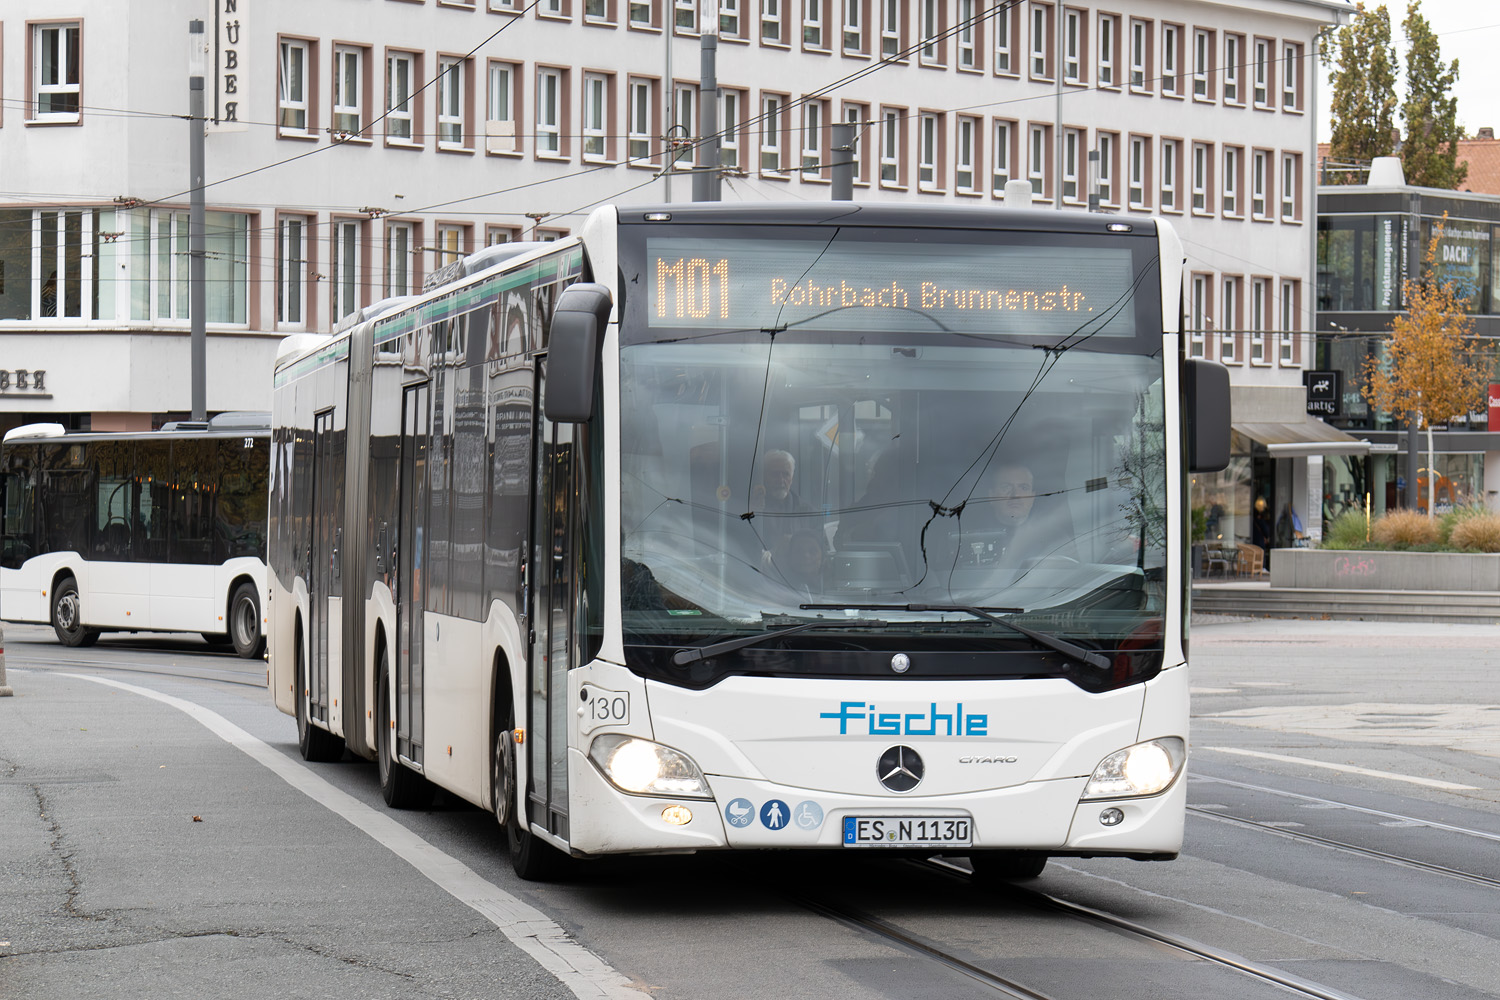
588;735;712;799
1080;737;1186;799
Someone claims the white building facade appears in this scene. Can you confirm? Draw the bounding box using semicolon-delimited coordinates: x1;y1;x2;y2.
1;0;1348;454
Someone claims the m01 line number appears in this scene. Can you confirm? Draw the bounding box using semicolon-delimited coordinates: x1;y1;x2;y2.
579;686;629;734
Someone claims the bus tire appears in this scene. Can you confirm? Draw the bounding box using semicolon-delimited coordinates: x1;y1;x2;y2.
51;577;100;648
295;627;345;763
377;646;433;809
968;851;1048;882
501;702;570;881
229;582;265;659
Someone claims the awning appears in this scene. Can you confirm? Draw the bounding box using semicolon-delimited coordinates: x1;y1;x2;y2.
1233;416;1370;457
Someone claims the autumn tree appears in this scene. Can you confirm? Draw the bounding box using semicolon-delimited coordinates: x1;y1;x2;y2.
1362;220;1488;439
1401;0;1467;189
1320;2;1398;180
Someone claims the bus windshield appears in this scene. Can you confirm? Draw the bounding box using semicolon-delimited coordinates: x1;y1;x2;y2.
617;224;1167;687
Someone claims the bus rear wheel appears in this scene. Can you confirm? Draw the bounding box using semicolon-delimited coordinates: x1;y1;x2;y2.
295;627;345;763
377;646;433;809
51;577;100;648
229;582;265;659
968;851;1049;882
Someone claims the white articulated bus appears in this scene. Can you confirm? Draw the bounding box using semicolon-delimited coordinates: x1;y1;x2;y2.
1;414;270;657
268;202;1229;880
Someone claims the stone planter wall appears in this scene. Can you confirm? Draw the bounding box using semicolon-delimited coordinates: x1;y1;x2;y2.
1270;547;1500;591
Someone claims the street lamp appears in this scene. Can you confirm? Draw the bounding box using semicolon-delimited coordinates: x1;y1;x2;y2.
188;20;207;422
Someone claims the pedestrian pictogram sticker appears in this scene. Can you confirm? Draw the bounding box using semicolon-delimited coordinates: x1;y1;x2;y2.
760;799;789;830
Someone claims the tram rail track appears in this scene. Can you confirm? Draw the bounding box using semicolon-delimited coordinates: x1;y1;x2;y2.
9;655;265;690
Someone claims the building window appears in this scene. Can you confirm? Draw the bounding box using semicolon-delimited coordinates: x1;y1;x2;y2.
1189;273;1208;359
990;121;1016;196
1250;277;1268;363
332;46;365;137
720;90;742;168
1029;123;1050;198
583;73;610;161
1222;146;1240;216
487;61;520;154
1280;279;1299;364
437;56;468;148
1096;131;1115;206
386;221;414;298
1191;141;1211;213
537;67;563;155
630;0;655;27
332;219;362;322
958;0;977;69
1253;38;1270;107
435;224;466;270
1160;138;1179;211
1063;8;1081;83
485;226;520;246
843;0;863;53
279;39;312;134
804;0;825;47
1161;24;1179;96
277;215;310;327
880;107;903;185
585;0;611;23
1220;276;1239;363
1062;127;1081;202
1098;14;1116;87
763;0;784;43
1129;18;1150;91
1224;34;1242;104
1030;3;1050;79
677;0;699;32
1129;134;1148;208
919;112;939;190
32;23;82;121
881;0;903;58
122;209;248;324
761;94;784;172
628;79;655;162
956;116;978;193
845;103;868;183
387;51;417;142
802;99;825;177
1281;152;1301;220
541;0;565;17
920;0;940;64
1251;149;1269;217
673;85;696;170
995;5;1013;73
1192;28;1213;100
1282;42;1303;111
722;0;742;37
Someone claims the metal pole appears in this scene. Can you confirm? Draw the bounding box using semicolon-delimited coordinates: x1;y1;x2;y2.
831;123;855;200
1087;148;1099;212
664;22;674;203
189;20;207;422
693;31;721;201
0;624;13;697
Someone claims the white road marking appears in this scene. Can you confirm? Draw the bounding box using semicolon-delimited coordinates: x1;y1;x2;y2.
1203;702;1500;758
64;673;643;1000
1200;747;1479;791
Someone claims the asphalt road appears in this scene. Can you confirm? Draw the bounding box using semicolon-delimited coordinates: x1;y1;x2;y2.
1;617;1497;999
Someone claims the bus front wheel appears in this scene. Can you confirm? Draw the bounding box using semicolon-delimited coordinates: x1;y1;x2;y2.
51;578;100;648
500;703;570;881
968;851;1049;882
229;582;265;659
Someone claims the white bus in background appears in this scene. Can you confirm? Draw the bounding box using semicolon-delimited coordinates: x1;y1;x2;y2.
1;414;269;657
269;202;1229;880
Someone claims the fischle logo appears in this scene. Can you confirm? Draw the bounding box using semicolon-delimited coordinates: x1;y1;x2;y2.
819;701;988;736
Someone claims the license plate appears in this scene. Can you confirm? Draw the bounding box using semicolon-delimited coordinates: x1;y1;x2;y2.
842;816;972;848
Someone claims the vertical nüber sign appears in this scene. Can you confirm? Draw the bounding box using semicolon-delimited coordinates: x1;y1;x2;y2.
212;0;248;132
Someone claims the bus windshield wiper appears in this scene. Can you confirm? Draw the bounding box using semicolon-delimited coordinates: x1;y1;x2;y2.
672;618;888;667
801;603;1110;671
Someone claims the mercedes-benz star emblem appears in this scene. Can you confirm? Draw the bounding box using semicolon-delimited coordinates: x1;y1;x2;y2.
877;745;924;792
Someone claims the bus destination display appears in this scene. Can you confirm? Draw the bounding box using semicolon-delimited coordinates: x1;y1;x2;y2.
647;236;1142;337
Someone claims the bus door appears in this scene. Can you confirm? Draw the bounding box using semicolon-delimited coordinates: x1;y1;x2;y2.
308;409;341;729
395;383;429;769
525;358;573;841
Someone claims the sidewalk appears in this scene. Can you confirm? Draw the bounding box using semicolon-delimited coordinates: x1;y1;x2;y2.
1192;579;1500;624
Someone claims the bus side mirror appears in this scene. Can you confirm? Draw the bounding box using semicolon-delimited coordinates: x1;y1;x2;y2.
544;283;613;424
1184;358;1230;473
